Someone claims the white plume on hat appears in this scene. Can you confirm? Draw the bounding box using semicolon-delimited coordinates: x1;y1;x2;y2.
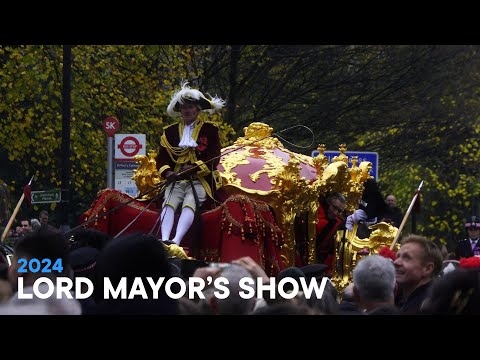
166;81;226;118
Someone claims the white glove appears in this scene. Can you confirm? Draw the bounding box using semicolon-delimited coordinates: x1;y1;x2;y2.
352;209;368;222
345;209;368;231
346;216;354;231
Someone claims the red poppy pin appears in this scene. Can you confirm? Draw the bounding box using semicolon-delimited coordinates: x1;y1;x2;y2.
196;136;208;152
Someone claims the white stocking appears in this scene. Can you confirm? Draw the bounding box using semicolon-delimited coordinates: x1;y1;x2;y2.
161;206;175;241
172;207;195;245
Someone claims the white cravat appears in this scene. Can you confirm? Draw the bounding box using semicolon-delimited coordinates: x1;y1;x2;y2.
178;123;197;148
471;239;478;250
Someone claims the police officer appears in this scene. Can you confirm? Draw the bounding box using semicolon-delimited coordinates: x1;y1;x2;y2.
455;215;480;259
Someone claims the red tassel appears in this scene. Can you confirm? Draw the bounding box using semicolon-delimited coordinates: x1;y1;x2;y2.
23;185;32;207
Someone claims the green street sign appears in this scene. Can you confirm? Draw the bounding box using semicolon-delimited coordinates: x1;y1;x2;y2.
31;190;62;204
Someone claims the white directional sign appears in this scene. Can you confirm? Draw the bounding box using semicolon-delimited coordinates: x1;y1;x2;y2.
31;190;62;204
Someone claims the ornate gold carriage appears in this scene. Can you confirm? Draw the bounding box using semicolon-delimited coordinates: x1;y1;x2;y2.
134;122;399;288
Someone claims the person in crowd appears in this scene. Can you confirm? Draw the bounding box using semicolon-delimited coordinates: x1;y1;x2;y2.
351;178;388;238
421;267;480;314
455;215;480;259
300;263;329;282
0;230;81;315
394;234;443;314
92;232;178;315
252;302;316;315
0;261;12;303
198;263;257;315
273;266;306;303
315;192;369;275
156;81;225;246
353;254;396;313
38;210;58;232
38;210;49;226
30;218;41;232
68;246;99;314
439;259;460;277
315;192;348;271
380;194;403;228
15;218;32;238
304;277;339;314
68;228;111;251
338;283;361;313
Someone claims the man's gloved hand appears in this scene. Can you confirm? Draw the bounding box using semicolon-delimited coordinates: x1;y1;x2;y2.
179;164;196;180
345;209;368;231
165;171;178;183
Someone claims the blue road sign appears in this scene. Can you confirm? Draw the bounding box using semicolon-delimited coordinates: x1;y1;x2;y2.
311;150;379;180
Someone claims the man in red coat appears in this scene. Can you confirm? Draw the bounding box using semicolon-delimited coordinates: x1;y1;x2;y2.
315;192;347;273
156;82;226;246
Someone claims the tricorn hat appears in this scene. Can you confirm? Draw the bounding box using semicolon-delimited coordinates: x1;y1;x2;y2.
166;81;226;118
465;215;480;229
68;246;99;280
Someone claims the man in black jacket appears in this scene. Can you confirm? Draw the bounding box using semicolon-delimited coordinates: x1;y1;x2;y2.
394;234;443;314
455;216;480;259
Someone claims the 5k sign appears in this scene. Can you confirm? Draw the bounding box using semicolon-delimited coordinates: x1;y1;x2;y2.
103;117;120;137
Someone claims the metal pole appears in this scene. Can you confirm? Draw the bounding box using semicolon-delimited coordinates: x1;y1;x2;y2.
107;137;113;188
60;45;72;229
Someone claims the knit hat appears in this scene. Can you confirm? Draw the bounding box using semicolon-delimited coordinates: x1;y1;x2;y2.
166;81;226;118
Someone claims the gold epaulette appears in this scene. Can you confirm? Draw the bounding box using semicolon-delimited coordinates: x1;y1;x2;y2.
162;122;178;131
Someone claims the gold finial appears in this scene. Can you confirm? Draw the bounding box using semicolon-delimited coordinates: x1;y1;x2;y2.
351;156;358;168
348;156;362;185
235;122;281;149
243;122;273;140
313;144;329;173
317;144;326;155
333;144;348;165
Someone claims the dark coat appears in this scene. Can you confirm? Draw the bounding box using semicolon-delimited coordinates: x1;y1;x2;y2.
360;178;388;219
455;238;476;259
395;281;433;314
380;206;403;228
